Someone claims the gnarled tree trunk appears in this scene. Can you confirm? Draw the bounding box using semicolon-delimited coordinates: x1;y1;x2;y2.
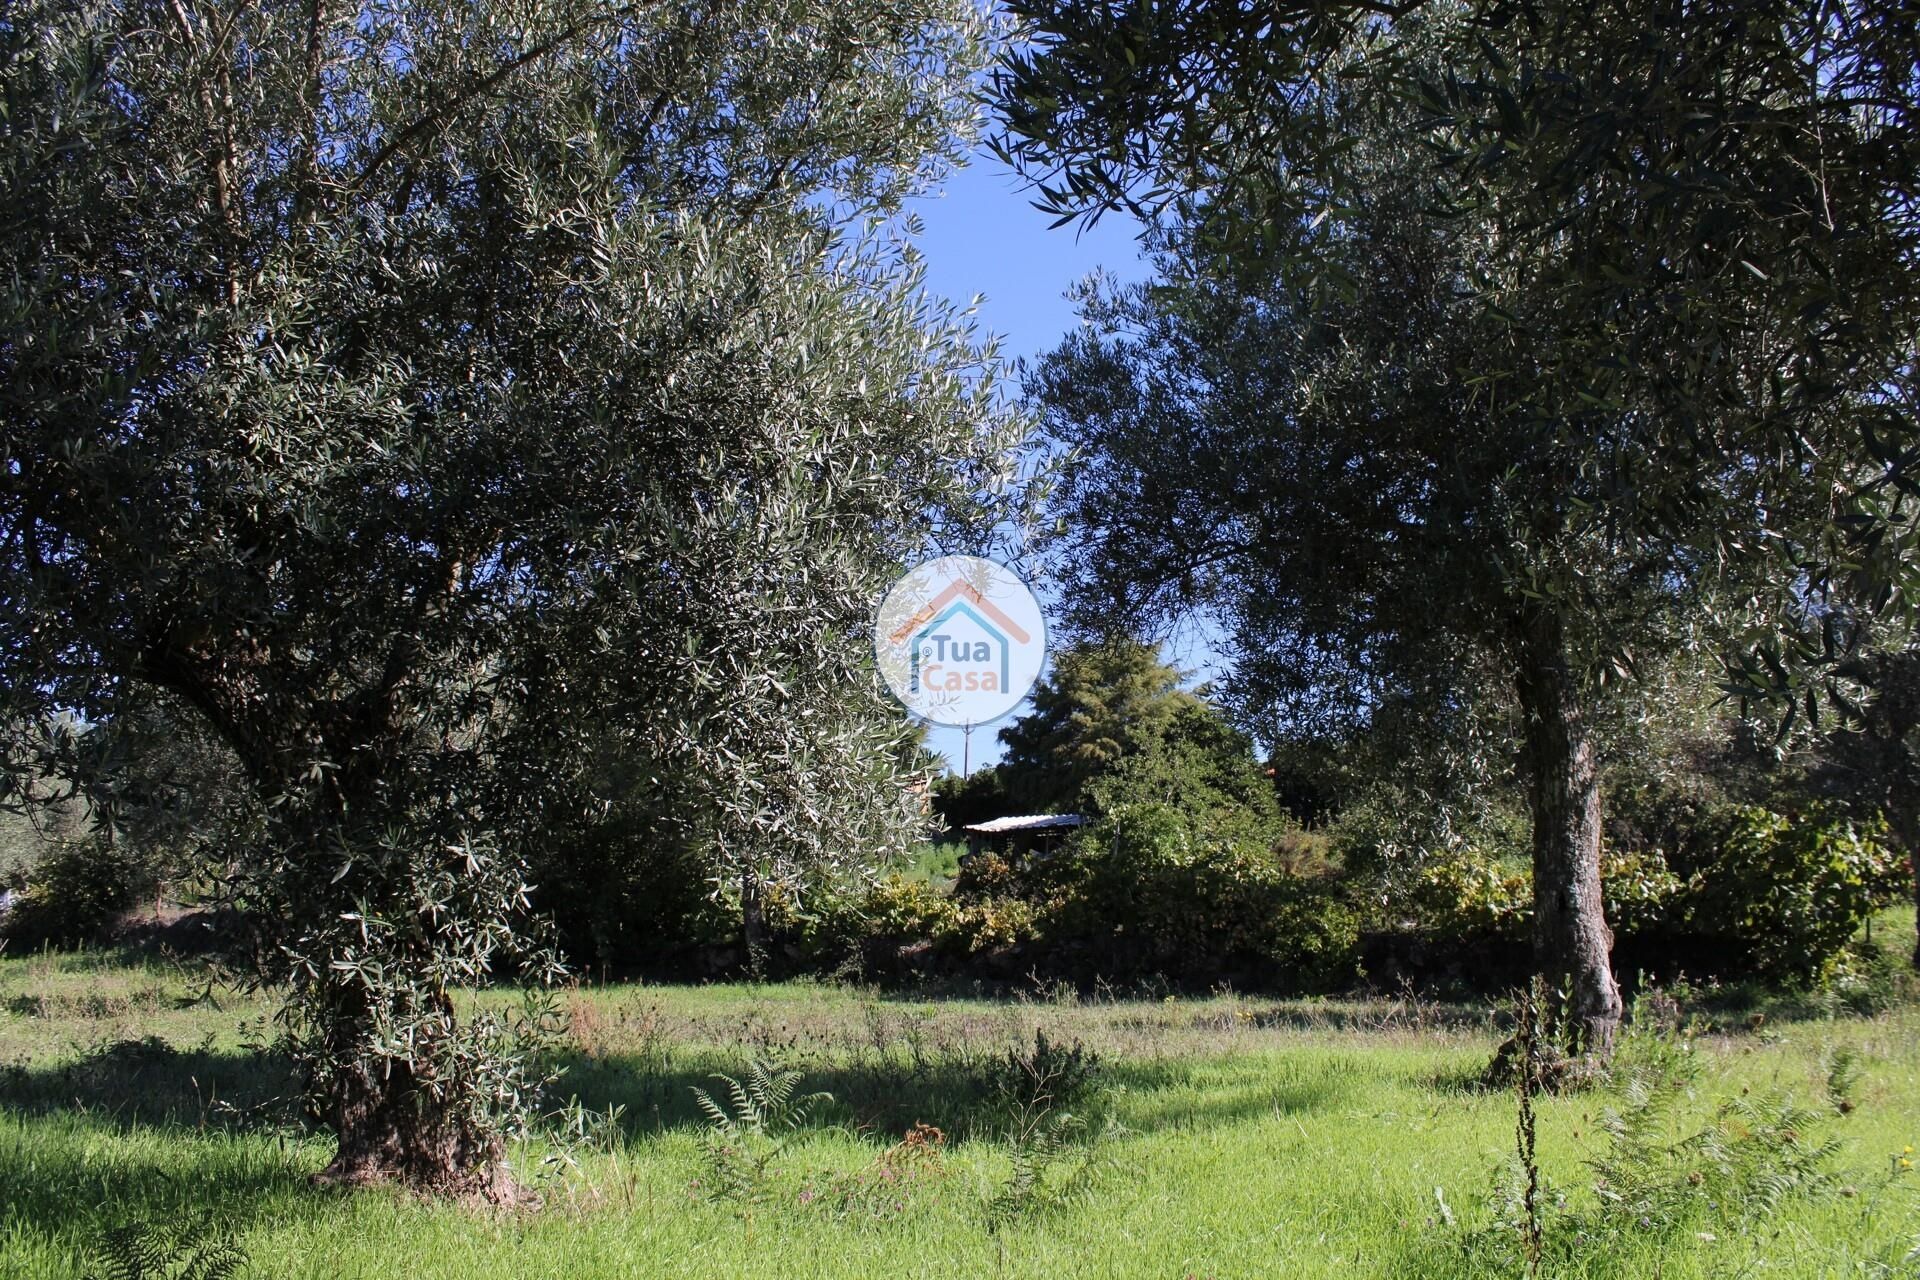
1890;803;1920;972
315;1058;509;1199
307;985;517;1202
1513;607;1624;1058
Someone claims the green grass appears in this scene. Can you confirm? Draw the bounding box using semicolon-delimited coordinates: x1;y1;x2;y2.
1;942;1917;1279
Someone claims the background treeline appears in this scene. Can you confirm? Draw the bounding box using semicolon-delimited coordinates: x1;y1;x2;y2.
12;638;1908;1005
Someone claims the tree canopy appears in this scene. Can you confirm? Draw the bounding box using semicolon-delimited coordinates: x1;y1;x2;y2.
1006;2;1920;1046
996;0;1920;686
1;0;1022;1193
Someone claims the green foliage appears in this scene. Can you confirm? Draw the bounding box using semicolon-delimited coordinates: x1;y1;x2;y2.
930;769;1015;832
996;640;1194;814
996;640;1275;827
1029;804;1360;989
858;874;964;943
1005;0;1920;1032
85;1218;246;1280
1;0;1021;1186
1349;792;1894;988
1589;1084;1839;1239
690;1061;831;1210
1405;853;1534;944
985;1109;1119;1228
823;654;1336;989
980;1030;1103;1116
799;1123;952;1223
533;818;735;975
994;0;1920;692
1824;1044;1862;1116
1690;806;1906;982
1465;990;1846;1275
1594;997;1842;1233
981;1034;1119;1228
803;809;1360;991
1;835;144;951
692;1060;832;1142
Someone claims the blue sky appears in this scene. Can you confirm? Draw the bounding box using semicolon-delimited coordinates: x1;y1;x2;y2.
902;150;1145;774
905;151;1148;371
900;152;1211;777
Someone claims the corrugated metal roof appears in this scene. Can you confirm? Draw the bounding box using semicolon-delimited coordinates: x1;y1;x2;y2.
960;813;1086;835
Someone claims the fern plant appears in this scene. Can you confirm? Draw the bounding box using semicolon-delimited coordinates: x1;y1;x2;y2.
986;1108;1125;1227
689;1060;829;1209
86;1219;247;1280
1590;1080;1838;1236
1825;1043;1862;1115
691;1060;830;1139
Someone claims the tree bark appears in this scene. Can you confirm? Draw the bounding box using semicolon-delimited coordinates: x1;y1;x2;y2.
1513;607;1624;1058
1908;837;1918;973
309;987;518;1202
1884;748;1920;973
741;867;767;978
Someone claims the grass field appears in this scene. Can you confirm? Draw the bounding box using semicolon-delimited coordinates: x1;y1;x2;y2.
3;931;1918;1279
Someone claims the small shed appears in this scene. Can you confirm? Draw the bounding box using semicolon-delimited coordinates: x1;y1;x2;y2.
959;813;1086;862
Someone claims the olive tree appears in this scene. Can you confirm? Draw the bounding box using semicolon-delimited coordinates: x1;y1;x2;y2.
1;0;1022;1195
1007;1;1918;1050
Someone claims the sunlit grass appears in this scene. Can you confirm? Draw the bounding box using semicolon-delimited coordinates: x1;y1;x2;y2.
2;934;1917;1278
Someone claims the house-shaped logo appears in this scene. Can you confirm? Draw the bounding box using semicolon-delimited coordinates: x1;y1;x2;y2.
887;578;1033;696
873;557;1046;727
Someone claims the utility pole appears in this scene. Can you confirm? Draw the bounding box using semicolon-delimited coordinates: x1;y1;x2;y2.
961;720;973;775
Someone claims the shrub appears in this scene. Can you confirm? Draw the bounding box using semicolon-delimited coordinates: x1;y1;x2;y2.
531;822;734;974
0;833;143;950
1598;848;1687;937
980;1030;1103;1114
1033;803;1362;989
1684;805;1904;982
1365;801;1894;989
856;874;960;943
1406;851;1532;942
797;872;958;977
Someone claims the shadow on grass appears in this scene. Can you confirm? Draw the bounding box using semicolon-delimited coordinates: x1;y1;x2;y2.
554;1047;1355;1148
0;1109;317;1238
0;1024;1365;1149
0;1036;301;1133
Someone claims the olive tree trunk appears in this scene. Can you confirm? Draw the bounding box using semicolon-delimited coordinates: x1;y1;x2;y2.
1513;608;1624;1057
305;982;517;1201
315;1058;506;1199
741;867;768;979
1886;748;1920;972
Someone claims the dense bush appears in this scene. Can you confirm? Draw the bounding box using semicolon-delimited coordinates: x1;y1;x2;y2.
1362;801;1901;987
1683;805;1905;983
541;789;1898;995
795;800;1359;993
532;815;737;976
0;833;144;950
1028;802;1360;988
